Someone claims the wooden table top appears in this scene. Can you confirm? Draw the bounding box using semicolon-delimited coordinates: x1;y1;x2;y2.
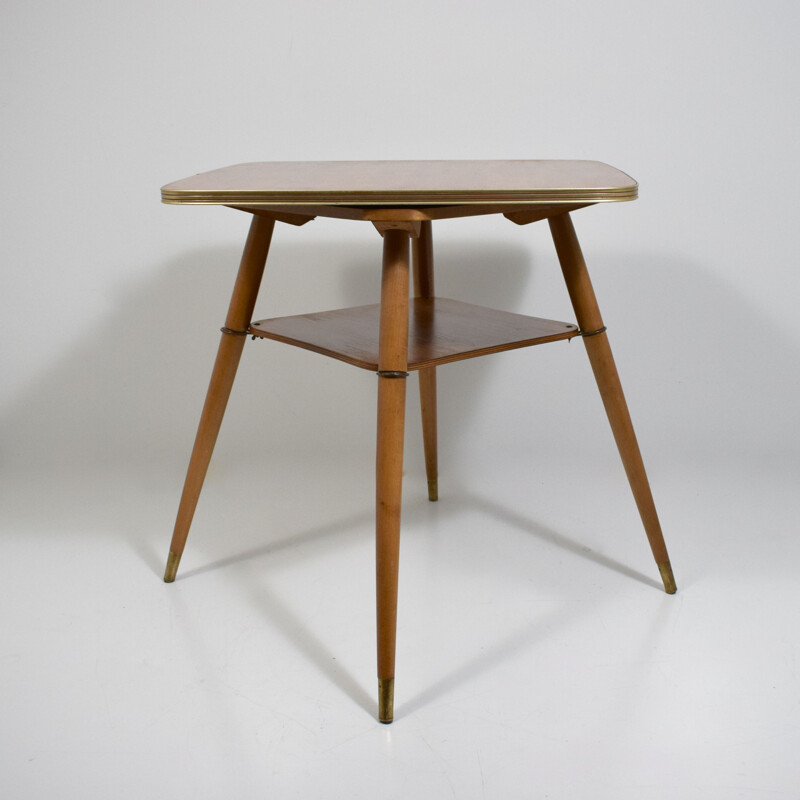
161;160;637;207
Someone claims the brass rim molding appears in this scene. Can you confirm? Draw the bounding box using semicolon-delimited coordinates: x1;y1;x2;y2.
161;160;638;207
162;191;638;206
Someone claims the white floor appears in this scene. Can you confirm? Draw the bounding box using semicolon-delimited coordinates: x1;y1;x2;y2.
2;446;799;799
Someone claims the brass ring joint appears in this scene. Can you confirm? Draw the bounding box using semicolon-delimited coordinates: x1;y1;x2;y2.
580;326;607;338
377;370;409;379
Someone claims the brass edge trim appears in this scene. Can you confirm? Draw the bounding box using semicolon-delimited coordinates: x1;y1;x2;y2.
162;196;637;207
161;189;638;206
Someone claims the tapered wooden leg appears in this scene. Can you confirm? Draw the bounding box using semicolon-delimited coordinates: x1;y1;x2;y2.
163;215;275;582
548;212;676;594
418;369;438;501
376;229;411;722
413;221;438;501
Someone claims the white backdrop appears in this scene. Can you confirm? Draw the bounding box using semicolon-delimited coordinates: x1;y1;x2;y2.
3;3;800;797
2;0;799;473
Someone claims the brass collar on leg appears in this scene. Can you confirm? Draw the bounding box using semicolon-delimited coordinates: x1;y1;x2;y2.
378;678;395;723
579;326;607;338
658;563;678;594
164;551;181;583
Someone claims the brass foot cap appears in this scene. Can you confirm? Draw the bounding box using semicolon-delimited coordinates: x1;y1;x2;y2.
658;562;677;595
164;551;181;583
378;678;394;723
427;479;438;502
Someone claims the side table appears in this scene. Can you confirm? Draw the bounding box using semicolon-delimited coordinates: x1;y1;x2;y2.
160;160;676;723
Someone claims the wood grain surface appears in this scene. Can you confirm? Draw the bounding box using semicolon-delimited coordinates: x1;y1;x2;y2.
250;298;579;370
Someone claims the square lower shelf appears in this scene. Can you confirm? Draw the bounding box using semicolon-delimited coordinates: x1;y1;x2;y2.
250;297;579;371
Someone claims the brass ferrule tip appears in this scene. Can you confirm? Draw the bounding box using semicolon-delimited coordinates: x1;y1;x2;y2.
164;551;181;583
378;678;395;723
427;479;439;502
658;562;677;595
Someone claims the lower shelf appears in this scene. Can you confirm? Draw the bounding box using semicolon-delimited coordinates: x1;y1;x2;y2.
250;297;579;371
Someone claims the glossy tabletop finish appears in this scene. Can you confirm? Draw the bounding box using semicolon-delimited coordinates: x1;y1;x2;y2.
161;160;638;207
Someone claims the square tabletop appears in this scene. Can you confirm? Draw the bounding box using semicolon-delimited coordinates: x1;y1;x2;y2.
161;160;637;207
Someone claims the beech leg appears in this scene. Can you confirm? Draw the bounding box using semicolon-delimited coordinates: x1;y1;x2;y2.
548;212;676;594
164;215;275;582
412;221;438;501
375;229;411;722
